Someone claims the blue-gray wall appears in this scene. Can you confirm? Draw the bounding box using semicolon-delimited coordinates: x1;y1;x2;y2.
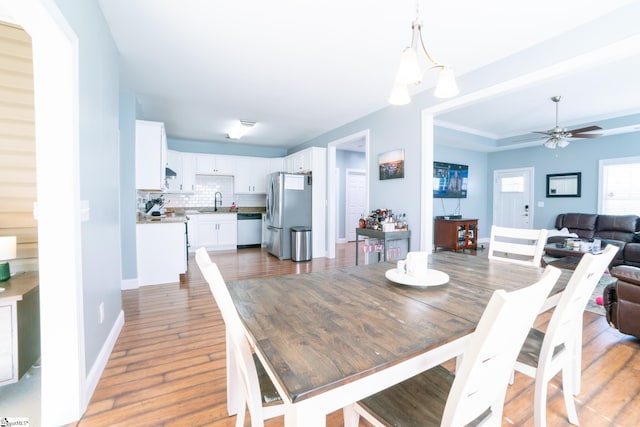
433;143;490;238
55;0;123;374
489;131;640;230
120;91;137;280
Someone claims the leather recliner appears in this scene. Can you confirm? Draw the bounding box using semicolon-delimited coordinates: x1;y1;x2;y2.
604;265;640;339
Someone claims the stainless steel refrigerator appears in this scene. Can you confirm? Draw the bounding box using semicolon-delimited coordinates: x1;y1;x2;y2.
265;172;312;259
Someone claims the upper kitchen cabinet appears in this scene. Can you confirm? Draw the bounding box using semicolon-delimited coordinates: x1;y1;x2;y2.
196;154;235;175
235;156;269;194
165;150;196;193
285;149;313;173
165;150;182;193
269;157;285;173
135;120;167;191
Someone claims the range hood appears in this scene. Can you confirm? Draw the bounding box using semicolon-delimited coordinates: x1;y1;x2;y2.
165;167;177;178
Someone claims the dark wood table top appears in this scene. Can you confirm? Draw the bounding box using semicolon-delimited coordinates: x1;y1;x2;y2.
228;251;571;407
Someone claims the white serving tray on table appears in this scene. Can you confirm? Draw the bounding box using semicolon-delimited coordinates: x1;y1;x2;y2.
385;268;450;287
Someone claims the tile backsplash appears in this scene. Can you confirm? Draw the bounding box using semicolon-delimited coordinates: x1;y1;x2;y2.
157;175;266;209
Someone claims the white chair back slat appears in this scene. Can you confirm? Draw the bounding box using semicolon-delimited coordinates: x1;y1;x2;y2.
488;225;548;267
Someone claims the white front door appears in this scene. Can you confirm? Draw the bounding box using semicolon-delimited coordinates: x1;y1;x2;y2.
345;169;366;241
492;167;534;228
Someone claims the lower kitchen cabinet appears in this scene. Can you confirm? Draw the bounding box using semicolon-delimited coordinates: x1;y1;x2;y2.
136;222;187;286
189;213;237;251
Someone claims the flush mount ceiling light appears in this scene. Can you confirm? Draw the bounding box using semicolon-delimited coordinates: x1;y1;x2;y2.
389;1;459;105
226;120;256;139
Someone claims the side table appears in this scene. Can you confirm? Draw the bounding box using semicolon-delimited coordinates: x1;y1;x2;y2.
355;228;411;266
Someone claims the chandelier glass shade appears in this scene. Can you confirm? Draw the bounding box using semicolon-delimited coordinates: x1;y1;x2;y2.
389;9;459;106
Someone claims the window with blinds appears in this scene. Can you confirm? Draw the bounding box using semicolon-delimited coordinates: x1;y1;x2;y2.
599;156;640;216
0;21;37;266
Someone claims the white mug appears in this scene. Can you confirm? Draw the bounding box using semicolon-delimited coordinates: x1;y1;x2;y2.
397;260;406;274
406;251;430;276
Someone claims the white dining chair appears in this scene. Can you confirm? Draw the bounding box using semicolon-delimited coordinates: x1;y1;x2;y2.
488;225;548;267
512;243;618;427
195;247;284;427
343;265;561;427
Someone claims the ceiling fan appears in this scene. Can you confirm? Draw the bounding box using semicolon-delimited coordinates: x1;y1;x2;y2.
533;96;602;149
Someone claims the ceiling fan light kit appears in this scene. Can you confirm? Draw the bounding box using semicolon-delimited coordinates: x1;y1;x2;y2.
389;2;459;105
535;96;603;149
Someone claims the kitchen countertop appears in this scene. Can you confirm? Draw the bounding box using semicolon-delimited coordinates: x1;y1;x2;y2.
136;206;266;224
136;214;188;224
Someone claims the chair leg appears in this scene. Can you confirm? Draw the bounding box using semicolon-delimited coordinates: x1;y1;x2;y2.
534;376;548;427
562;367;580;425
343;404;360;427
235;405;246;427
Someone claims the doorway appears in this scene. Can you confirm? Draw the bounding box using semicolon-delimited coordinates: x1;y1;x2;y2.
345;169;366;242
492;167;535;228
327;130;369;259
1;1;86;424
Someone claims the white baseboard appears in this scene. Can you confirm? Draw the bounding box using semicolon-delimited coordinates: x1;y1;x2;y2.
84;309;124;411
121;278;138;290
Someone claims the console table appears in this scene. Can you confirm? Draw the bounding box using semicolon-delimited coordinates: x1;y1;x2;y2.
434;218;478;252
355;228;411;265
0;271;40;386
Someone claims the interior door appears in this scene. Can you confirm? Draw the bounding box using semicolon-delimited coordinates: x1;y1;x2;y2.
345;169;366;241
492;167;534;229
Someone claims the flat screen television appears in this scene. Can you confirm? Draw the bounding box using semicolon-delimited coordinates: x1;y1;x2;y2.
433;161;468;198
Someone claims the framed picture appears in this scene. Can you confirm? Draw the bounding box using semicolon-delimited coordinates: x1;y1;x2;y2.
378;149;405;180
546;172;581;197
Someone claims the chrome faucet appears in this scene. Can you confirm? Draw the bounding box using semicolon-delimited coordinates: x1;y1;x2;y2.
214;192;222;212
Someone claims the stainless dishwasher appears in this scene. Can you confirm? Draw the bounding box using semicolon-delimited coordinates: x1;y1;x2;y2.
237;213;263;248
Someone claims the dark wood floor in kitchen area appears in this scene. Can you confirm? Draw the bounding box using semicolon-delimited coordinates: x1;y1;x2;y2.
76;244;640;427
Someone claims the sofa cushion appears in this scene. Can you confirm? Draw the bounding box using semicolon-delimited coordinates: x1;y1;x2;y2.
611;265;640;286
595;215;640;242
560;213;598;239
623;243;640;268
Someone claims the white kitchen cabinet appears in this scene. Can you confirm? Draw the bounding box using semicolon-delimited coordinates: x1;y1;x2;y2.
190;213;237;251
136;222;187;286
269;157;285;173
181;153;196;192
165;150;196;193
285;149;312;173
135;120;167;191
165;150;182;193
235;156;269;194
196;154;235;175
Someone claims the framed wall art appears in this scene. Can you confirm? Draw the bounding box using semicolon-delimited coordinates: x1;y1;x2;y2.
378;149;405;180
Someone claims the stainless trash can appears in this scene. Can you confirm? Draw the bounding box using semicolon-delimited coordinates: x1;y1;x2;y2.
291;226;312;262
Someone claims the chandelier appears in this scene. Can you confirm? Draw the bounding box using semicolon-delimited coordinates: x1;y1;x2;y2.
389;2;459;105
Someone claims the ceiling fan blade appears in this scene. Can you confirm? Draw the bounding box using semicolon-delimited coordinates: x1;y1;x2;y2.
532;131;552;135
568;125;602;134
571;133;602;139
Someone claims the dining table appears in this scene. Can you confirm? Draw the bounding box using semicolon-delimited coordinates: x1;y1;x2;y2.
226;251;572;427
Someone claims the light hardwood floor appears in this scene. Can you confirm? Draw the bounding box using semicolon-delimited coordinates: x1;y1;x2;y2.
76;245;640;426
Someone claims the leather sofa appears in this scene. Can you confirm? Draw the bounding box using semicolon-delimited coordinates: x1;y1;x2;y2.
548;213;640;267
604;265;640;339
